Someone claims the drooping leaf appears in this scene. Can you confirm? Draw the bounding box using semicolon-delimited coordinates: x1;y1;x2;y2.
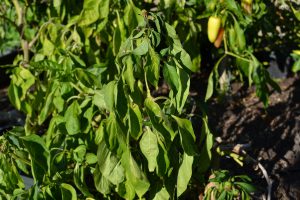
60;183;77;200
172;116;197;156
38;81;59;125
175;66;190;113
124;2;144;34
163;62;179;93
121;150;150;198
128;103;143;140
97;141;125;185
115;80;128;119
21;134;49;183
105;113;126;152
132;38;148;56
145;45;160;88
123;56;135;91
144;97;175;142
93;166;111;195
197;116;214;174
65;101;81;135
74;163;93;197
152;186;170;200
177;153;193;197
139;127;159;172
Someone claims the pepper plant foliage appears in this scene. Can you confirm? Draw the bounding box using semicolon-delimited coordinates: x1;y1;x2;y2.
1;0;294;199
1;1;213;199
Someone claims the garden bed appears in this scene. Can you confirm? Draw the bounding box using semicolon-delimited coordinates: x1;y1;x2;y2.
206;75;300;199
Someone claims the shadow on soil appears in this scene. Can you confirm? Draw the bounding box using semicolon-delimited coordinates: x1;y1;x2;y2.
207;76;300;199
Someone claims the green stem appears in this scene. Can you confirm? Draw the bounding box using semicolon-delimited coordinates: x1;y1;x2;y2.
144;71;151;97
12;0;22;26
224;29;228;53
225;52;251;63
70;82;84;94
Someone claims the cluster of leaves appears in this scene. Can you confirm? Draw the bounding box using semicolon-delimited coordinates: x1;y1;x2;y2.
1;1;214;199
203;170;256;200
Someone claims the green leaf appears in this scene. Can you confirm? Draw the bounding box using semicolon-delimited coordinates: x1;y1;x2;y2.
145;45;160;88
234;21;246;52
60;183;77;200
129;103;143;140
86;153;97;165
165;23;181;46
292;59;300;73
124;2;144;33
97;141;125;185
205;55;224;101
65;101;81;135
8;83;21;110
113;26;122;56
236;58;253;86
98;0;110;19
172;116;197;156
93;166;111;195
197;117;214;174
132;38;149;56
74;163;93;197
38;81;59;125
93;90;107;110
73;145;86;163
235;182;256;193
123;56;136;92
177;153;193;197
175;66;190;113
21;134;49;183
156;136;170;176
153;187;170;200
139;127;159;172
0;154;25;192
79;0;102;26
8;67;35;111
144;97;175;142
104;81;116;112
115;80;128;119
30;60;62;72
74;68;98;88
121;150;150;198
105;113;126;151
178;49;197;72
163;62;179;92
205;71;214;101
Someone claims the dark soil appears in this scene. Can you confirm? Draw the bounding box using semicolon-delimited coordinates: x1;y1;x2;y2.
206;75;300;199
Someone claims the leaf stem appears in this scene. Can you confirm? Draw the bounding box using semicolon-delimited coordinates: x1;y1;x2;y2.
144;71;151;97
225;52;251;63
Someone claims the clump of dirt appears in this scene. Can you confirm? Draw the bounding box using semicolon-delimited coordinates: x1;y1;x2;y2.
207;75;300;199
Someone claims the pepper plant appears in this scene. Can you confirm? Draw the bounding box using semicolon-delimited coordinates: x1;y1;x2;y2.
1;1;213;199
0;0;298;199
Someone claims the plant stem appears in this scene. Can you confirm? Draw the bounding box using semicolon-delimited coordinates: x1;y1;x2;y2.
144;71;151;97
225;52;251;63
12;0;22;26
11;0;30;64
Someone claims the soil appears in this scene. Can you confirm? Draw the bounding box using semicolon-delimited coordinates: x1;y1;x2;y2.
205;75;300;199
